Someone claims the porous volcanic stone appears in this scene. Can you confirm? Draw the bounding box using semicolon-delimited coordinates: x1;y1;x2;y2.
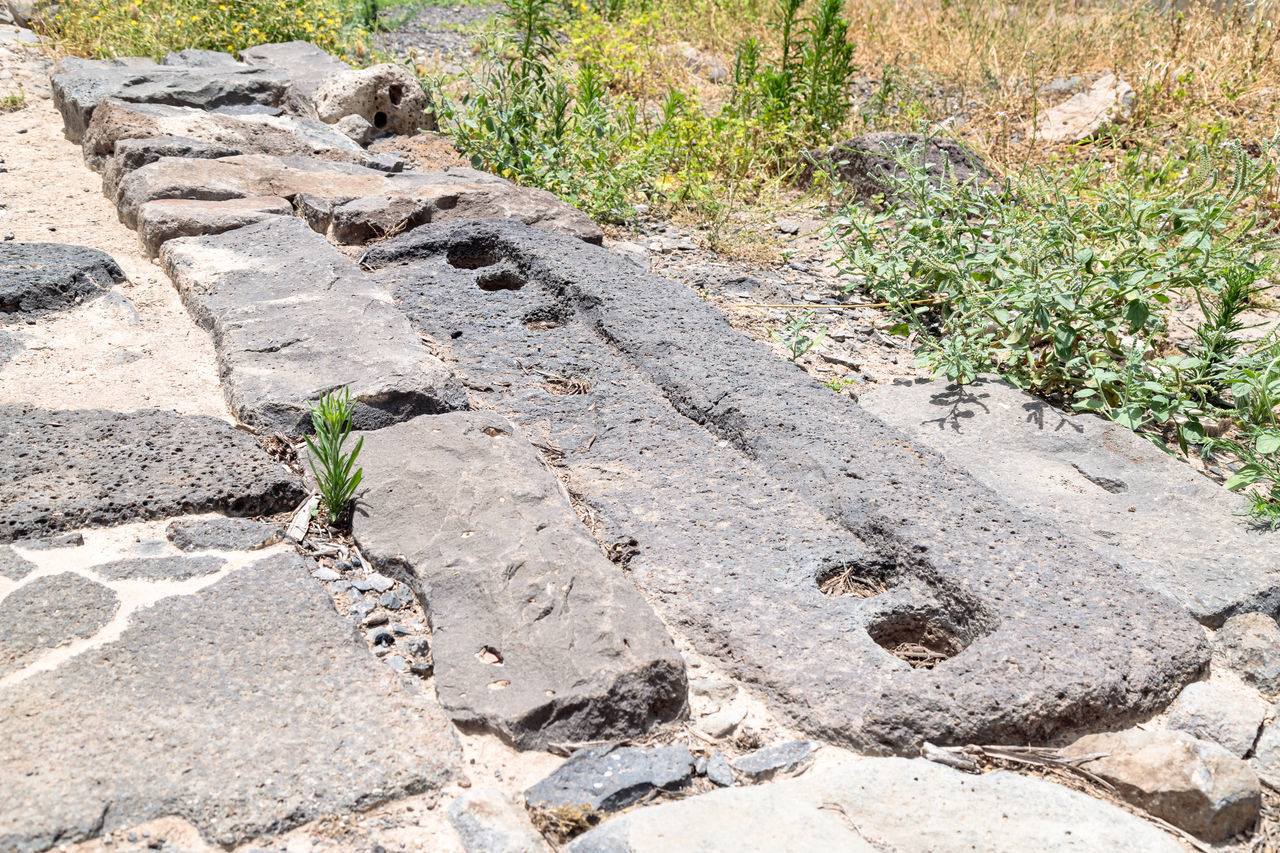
239;40;351;118
352;412;687;749
358;219;1208;754
861;377;1280;626
312;62;435;135
160;217;466;435
1;242;124;320
161;49;241;68
165;517;283;552
1063;729;1260;842
50;61;288;144
136;196;293;257
92;555;226;581
567;757;1187;853
101;135;243;201
0;406;304;542
1165;681;1269;757
1214;613;1280;693
447;787;548;853
525;745;695;813
0;573;118;678
0;553;459;852
0;546;36;580
800;132;990;205
115;153;602;244
83;99;367;172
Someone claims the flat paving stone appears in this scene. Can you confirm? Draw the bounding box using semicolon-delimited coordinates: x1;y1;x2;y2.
0;406;305;542
50;60;288;143
353;412;687;750
525;744;695;813
0;546;36;580
567;756;1188;852
0;572;118;678
359;220;1208;754
160;217;466;435
165;516;283;552
136;196;293;258
862;376;1280;626
1;242;124;321
92;555;226;581
0;552;459;853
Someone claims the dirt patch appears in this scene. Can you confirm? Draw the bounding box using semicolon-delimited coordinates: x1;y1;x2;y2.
371;131;469;172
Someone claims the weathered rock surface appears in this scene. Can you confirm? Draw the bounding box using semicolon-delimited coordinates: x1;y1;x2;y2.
160;217;466;435
83;98;367;171
92;555;226;581
0;546;36;580
1165;681;1269;757
115;153;602;244
728;741;820;783
50;61;288;143
1;242;124;320
0;406;304;542
1214;613;1280;693
359;219;1207;754
101;135;243;201
353;412;687;749
136;195;293;257
313;62;435;135
0;553;460;852
525;745;695;813
1035;73;1134;143
0;573;119;678
161;49;241;69
239;40;351;118
800;131;990;204
861;377;1280;626
166;516;283;552
1250;721;1280;777
568;756;1187;852
447;787;549;853
1063;729;1260;842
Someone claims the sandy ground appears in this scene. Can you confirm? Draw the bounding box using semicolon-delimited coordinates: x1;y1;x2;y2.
0;39;227;418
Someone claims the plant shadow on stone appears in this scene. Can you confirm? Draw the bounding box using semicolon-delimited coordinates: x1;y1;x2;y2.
305;387;365;527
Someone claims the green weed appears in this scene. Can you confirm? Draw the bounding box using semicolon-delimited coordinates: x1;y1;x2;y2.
305;388;365;527
772;309;827;361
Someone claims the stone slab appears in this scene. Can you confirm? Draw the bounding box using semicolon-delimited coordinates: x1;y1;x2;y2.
447;787;550;853
161;49;241;68
92;555;226;581
50;62;289;144
567;757;1187;852
525;745;695;813
861;377;1280;626
0;552;460;852
0;573;118;678
352;412;687;750
0;406;305;542
165;517;283;552
101;135;243;202
239;40;351;117
1;242;124;321
0;546;36;580
136;196;293;257
160;216;466;435
1165;681;1269;757
358;220;1208;754
115;153;602;244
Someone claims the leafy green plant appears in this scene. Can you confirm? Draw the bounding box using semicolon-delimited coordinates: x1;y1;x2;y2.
772;310;827;362
304;388;365;526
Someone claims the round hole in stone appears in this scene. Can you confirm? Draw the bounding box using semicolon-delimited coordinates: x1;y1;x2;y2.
388;83;404;106
865;612;967;669
446;248;498;269
817;558;898;598
476;268;525;292
373;111;388;129
483;426;509;437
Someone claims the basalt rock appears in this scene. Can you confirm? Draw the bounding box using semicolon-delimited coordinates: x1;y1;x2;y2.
800;131;990;205
1;242;124;320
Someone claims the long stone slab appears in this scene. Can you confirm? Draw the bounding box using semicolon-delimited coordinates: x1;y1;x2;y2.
352;412;687;750
116;153;603;244
0;551;460;852
358;220;1208;754
862;377;1280;626
0;406;305;542
50;60;288;143
567;756;1187;852
160;216;466;435
82;98;370;172
1;242;124;321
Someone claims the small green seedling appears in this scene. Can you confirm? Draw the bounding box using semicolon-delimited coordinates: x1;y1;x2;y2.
772;310;827;362
305;388;364;526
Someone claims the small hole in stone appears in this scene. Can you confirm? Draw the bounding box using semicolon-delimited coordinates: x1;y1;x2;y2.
388;83;404;106
523;304;573;331
543;375;591;395
817;559;898;598
476;269;525;292
483;426;509;437
866;613;965;669
477;646;503;665
373;111;388;129
488;680;511;690
446;249;497;269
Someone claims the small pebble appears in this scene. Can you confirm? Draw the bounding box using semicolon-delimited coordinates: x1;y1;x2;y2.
385;654;408;673
365;612;389;627
366;573;395;593
311;568;340;581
